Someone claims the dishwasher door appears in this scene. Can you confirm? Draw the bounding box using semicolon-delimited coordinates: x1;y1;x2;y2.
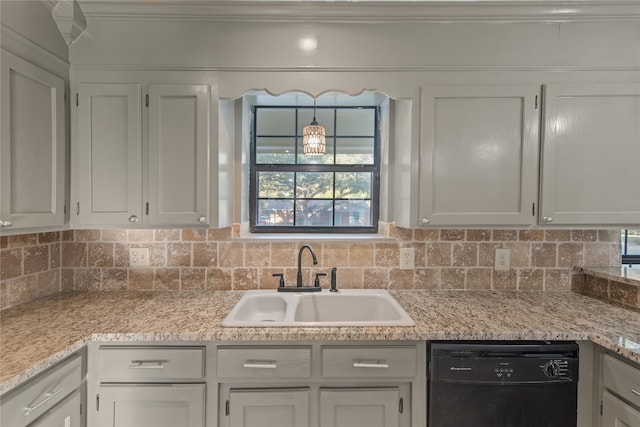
428;341;579;427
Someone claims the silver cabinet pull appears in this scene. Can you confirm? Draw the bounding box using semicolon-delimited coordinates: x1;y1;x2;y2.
632;389;640;397
543;216;553;223
243;360;277;369
197;216;206;224
0;220;13;228
24;387;65;416
353;361;389;369
128;359;168;369
420;218;430;225
128;215;139;223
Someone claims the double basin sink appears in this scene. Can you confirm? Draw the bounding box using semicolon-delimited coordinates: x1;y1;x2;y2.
222;289;415;327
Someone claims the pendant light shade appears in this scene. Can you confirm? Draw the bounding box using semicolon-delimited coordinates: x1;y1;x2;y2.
303;100;326;156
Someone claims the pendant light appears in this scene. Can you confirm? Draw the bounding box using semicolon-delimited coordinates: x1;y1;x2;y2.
302;99;326;156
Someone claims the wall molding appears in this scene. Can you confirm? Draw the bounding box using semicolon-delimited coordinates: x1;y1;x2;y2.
77;0;640;23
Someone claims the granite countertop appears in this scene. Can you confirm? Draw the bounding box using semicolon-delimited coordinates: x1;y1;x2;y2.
2;289;640;395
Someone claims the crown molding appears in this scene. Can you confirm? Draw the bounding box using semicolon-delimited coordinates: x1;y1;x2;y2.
76;0;640;23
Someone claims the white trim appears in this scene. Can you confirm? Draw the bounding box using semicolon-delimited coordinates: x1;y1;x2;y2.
76;1;640;23
1;25;70;71
69;64;640;72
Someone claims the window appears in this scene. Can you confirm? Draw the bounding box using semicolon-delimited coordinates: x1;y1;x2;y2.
621;229;640;265
249;105;380;233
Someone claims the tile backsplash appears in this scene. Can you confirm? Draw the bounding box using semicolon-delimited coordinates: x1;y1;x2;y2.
0;227;621;310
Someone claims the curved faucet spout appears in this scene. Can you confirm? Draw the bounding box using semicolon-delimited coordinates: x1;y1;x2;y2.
297;244;318;287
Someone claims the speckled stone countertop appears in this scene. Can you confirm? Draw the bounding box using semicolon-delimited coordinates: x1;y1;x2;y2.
581;266;640;287
2;290;640;395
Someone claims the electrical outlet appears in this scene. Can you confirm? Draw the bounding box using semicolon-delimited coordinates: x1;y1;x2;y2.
495;248;510;271
400;247;415;270
129;248;149;267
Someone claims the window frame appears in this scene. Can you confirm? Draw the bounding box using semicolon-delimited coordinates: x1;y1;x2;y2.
621;229;640;265
249;105;381;234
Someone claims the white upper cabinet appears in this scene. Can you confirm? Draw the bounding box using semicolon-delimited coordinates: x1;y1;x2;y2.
418;85;540;226
147;84;210;226
0;50;65;231
73;81;211;228
76;83;143;226
540;83;640;226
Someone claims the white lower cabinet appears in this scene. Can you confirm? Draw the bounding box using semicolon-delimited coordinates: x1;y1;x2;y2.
600;354;640;427
91;346;206;427
0;353;83;427
602;390;640;427
29;389;82;427
226;388;310;427
96;384;205;427
319;388;402;427
218;344;419;427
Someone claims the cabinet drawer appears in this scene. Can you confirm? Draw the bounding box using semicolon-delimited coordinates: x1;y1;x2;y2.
603;354;640;408
322;346;417;378
1;354;82;427
217;347;311;379
98;346;205;380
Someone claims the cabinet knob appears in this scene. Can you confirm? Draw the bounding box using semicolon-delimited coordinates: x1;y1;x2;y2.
543;216;553;223
197;216;206;224
0;220;13;228
128;215;139;223
421;218;430;225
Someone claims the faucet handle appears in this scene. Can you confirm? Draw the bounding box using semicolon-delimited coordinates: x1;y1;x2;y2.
272;273;285;288
314;272;327;288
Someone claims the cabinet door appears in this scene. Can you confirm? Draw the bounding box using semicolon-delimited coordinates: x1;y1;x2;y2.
30;389;81;427
76;83;142;226
0;50;65;230
541;83;640;225
224;388;309;427
602;390;640;427
319;388;401;427
147;84;209;227
419;85;539;226
96;384;205;427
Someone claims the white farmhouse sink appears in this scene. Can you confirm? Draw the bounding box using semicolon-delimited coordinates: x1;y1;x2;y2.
222;289;415;327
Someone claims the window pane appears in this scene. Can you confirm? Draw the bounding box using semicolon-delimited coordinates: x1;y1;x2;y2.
336;108;375;136
298;108;335;136
335;200;372;226
335;138;374;165
296;140;334;165
296;200;333;226
258;199;294;225
256;109;295;135
256;137;295;164
296;172;334;198
258;172;294;198
335;172;372;199
625;229;640;255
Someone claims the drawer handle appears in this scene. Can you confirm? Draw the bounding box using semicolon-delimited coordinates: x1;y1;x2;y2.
128;359;168;369
24;387;65;416
632;389;640;397
353;361;390;369
243;360;277;369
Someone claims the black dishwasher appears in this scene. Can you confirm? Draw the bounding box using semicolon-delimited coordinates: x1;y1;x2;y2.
428;341;579;427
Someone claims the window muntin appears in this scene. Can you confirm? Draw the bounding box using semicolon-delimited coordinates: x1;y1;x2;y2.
250;105;379;233
621;229;640;265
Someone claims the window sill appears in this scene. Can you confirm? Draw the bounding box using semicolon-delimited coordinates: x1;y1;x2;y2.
233;232;395;243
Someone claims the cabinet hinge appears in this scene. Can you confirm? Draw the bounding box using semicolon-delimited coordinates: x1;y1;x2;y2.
145;202;149;216
532;202;535;216
80;403;83;415
76;202;80;216
76;93;79;107
64;205;67;215
600;400;603;416
535;95;538;109
225;400;230;416
96;394;100;411
399;397;404;414
145;94;149;107
64;92;67;103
